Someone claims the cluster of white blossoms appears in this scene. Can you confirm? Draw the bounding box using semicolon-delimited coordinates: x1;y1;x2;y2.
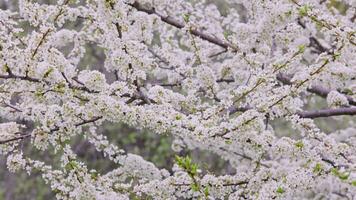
0;0;355;199
327;90;349;108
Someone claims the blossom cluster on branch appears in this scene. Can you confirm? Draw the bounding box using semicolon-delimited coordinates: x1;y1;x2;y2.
0;0;355;199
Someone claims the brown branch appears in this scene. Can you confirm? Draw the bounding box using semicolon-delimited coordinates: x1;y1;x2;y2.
75;116;103;126
297;107;356;119
50;116;103;132
0;133;31;145
276;73;356;106
31;29;52;58
228;106;252;114
0;20;26;46
3;102;23;112
0;73;41;83
130;2;238;51
229;106;356;119
172;180;248;187
31;0;70;58
0;70;100;94
0;116;103;145
131;2;355;108
219;147;270;168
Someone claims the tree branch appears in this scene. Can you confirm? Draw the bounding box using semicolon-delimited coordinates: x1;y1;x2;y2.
0;116;103;145
0;70;100;94
0;73;41;83
0;133;31;145
230;105;356;119
129;2;238;51
296;107;356;119
131;2;355;108
276;73;355;106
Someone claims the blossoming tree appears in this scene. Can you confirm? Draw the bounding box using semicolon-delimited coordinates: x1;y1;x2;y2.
0;0;355;199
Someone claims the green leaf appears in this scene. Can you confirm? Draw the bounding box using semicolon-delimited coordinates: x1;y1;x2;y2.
175;155;199;176
43;67;54;78
295;141;304;149
204;186;209;197
339;172;350;180
35;90;44;97
332;52;341;60
313;163;323;174
298;44;306;53
190;183;199;192
191;163;198;176
352;180;356;186
225;139;232;145
54;82;66;93
223;31;229;40
3;64;10;73
91;171;99;180
175;155;184;168
175;115;182;120
105;0;116;8
331;168;350;180
276;187;284;194
53;189;61;194
331;168;339;176
342;88;353;95
183;14;190;23
65;163;73;171
65;161;78;171
298;5;311;17
284;10;292;17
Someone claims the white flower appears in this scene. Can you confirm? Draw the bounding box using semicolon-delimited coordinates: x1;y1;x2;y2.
78;70;107;91
7;152;26;173
0;0;355;198
32;128;49;151
0;122;21;140
327;90;349;108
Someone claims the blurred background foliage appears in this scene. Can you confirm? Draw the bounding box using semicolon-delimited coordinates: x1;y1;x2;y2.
0;0;353;199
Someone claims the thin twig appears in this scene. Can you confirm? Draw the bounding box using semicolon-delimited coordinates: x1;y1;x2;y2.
277;73;355;106
0;116;103;144
131;2;355;108
130;2;238;51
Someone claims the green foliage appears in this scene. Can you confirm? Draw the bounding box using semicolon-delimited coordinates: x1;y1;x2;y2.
65;161;78;171
298;44;306;54
331;168;349;180
43;67;54;78
90;171;99;181
223;31;231;40
225;139;232;145
104;0;116;8
327;0;348;15
332;52;341;60
183;13;190;23
53;82;66;93
298;5;311;17
3;63;10;74
203;186;209;197
313;163;323;174
175;114;182;120
276;187;285;194
352;180;356;187
284;10;292;17
175;155;198;176
175;155;209;196
295;140;304;149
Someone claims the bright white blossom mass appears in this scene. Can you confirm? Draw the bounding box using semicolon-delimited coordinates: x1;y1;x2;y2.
0;0;355;199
